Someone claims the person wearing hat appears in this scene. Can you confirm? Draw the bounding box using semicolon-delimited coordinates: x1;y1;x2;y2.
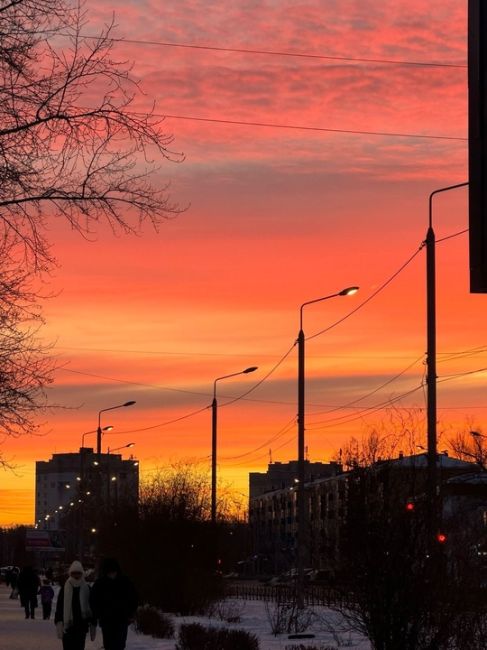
54;560;95;650
90;558;138;650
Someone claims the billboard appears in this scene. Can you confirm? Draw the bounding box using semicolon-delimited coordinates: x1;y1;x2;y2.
469;0;487;292
25;529;65;552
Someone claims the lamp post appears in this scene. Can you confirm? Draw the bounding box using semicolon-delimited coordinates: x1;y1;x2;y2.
82;426;113;450
96;401;136;454
296;286;358;609
106;443;135;507
211;366;258;524
426;183;468;541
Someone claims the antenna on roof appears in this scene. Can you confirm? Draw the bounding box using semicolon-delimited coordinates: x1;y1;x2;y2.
269;449;273;464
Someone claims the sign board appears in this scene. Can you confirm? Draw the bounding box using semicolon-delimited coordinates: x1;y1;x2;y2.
25;529;65;552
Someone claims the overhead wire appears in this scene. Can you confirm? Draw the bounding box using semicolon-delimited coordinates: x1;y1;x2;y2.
306;243;425;342
218;343;296;409
223;431;297;467
62;32;467;69
306;228;468;344
156;113;466;141
218;417;296;461
307;354;425;417
305;383;426;431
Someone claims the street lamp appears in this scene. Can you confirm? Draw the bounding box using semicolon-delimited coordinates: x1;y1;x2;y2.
96;401;136;454
211;366;258;524
82;426;113;449
296;286;358;609
106;443;135;507
107;442;135;454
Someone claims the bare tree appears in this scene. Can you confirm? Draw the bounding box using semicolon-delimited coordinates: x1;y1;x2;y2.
0;0;184;451
448;428;486;469
0;0;182;267
337;406;425;470
0;234;54;462
140;462;213;522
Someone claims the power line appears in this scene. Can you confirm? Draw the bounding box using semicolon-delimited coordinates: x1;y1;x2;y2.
218;417;296;461
159;113;466;141
57;345;284;359
307;354;425;417
111;405;210;434
306;228;468;344
56;345;420;361
307;243;424;342
219;343;296;409
62;32;467;69
223;431;297;467
305;384;425;431
436;228;469;243
60;367;211;399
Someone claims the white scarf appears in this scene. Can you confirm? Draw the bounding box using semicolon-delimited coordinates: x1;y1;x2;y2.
63;577;91;630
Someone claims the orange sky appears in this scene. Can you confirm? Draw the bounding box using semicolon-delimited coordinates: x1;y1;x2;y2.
2;0;487;526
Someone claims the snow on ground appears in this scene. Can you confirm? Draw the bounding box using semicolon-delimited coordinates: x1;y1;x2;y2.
0;584;371;649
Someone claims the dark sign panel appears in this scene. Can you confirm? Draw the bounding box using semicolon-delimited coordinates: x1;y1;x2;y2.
469;0;487;292
25;529;65;552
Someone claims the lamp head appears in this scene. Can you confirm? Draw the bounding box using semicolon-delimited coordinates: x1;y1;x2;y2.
243;366;258;374
339;286;359;296
123;400;136;407
103;425;114;432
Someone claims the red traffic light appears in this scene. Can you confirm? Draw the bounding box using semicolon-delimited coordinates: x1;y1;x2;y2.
406;501;415;512
436;533;447;544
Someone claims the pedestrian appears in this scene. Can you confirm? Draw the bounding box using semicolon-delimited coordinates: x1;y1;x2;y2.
8;567;19;599
55;560;95;650
17;565;40;619
90;558;138;650
39;578;55;620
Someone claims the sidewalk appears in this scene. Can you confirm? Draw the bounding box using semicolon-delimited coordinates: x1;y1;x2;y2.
0;584;161;650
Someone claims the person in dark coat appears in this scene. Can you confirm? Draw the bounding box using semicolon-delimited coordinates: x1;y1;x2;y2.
17;566;40;619
8;567;19;599
55;560;94;650
90;558;138;650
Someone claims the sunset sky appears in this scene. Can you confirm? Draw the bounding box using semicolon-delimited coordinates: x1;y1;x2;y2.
2;0;486;526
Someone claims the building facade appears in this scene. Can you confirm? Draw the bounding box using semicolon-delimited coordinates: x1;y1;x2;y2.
249;453;486;578
35;447;139;529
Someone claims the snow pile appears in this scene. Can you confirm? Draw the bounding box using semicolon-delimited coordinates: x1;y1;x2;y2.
129;599;371;650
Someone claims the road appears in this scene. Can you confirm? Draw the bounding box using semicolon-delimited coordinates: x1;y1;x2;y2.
0;584;160;650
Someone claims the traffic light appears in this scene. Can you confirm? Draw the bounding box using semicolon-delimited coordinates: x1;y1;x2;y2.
405;501;415;512
436;532;447;544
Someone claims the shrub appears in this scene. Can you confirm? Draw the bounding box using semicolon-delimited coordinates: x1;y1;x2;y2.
177;623;259;650
134;605;175;639
176;623;209;650
207;599;245;623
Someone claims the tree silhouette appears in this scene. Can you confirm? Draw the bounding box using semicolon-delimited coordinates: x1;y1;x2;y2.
0;0;182;268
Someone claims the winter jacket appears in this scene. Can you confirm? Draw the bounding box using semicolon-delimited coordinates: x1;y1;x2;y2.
55;584;91;632
17;568;40;603
90;575;138;625
39;584;54;604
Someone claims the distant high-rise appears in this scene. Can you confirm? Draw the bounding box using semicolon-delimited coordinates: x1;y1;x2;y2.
35;447;139;529
249;460;341;500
